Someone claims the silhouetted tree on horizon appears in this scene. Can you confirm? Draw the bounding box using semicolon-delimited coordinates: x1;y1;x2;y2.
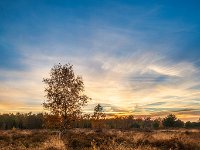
162;114;184;128
92;104;106;130
93;104;106;120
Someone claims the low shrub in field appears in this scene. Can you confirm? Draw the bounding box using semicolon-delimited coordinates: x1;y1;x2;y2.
0;130;49;149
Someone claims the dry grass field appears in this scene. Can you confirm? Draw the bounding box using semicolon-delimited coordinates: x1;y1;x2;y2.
0;129;200;150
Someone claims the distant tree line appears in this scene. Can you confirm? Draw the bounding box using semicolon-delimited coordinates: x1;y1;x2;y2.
0;112;199;130
0;112;43;130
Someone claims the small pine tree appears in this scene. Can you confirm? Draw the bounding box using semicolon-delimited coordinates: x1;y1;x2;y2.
93;104;105;120
92;104;106;129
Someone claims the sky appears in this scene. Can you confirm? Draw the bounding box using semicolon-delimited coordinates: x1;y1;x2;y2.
0;0;200;121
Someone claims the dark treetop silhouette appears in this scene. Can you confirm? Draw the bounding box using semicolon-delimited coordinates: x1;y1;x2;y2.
93;104;106;120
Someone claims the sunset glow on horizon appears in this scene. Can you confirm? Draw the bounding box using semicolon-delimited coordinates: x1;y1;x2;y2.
0;0;200;122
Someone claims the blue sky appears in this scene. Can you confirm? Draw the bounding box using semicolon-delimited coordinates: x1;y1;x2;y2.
0;0;200;121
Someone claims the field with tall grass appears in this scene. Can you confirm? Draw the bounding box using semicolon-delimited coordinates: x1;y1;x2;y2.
0;129;199;150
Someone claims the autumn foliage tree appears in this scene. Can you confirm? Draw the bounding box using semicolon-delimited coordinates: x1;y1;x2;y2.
43;63;90;130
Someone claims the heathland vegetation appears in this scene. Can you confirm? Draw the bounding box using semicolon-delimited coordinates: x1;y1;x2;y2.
0;128;200;150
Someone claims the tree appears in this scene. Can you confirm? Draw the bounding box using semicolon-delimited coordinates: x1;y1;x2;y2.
152;119;160;129
174;119;184;128
143;117;152;129
162;114;183;128
162;114;176;127
92;104;106;129
93;104;105;120
43;63;90;130
185;121;200;128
